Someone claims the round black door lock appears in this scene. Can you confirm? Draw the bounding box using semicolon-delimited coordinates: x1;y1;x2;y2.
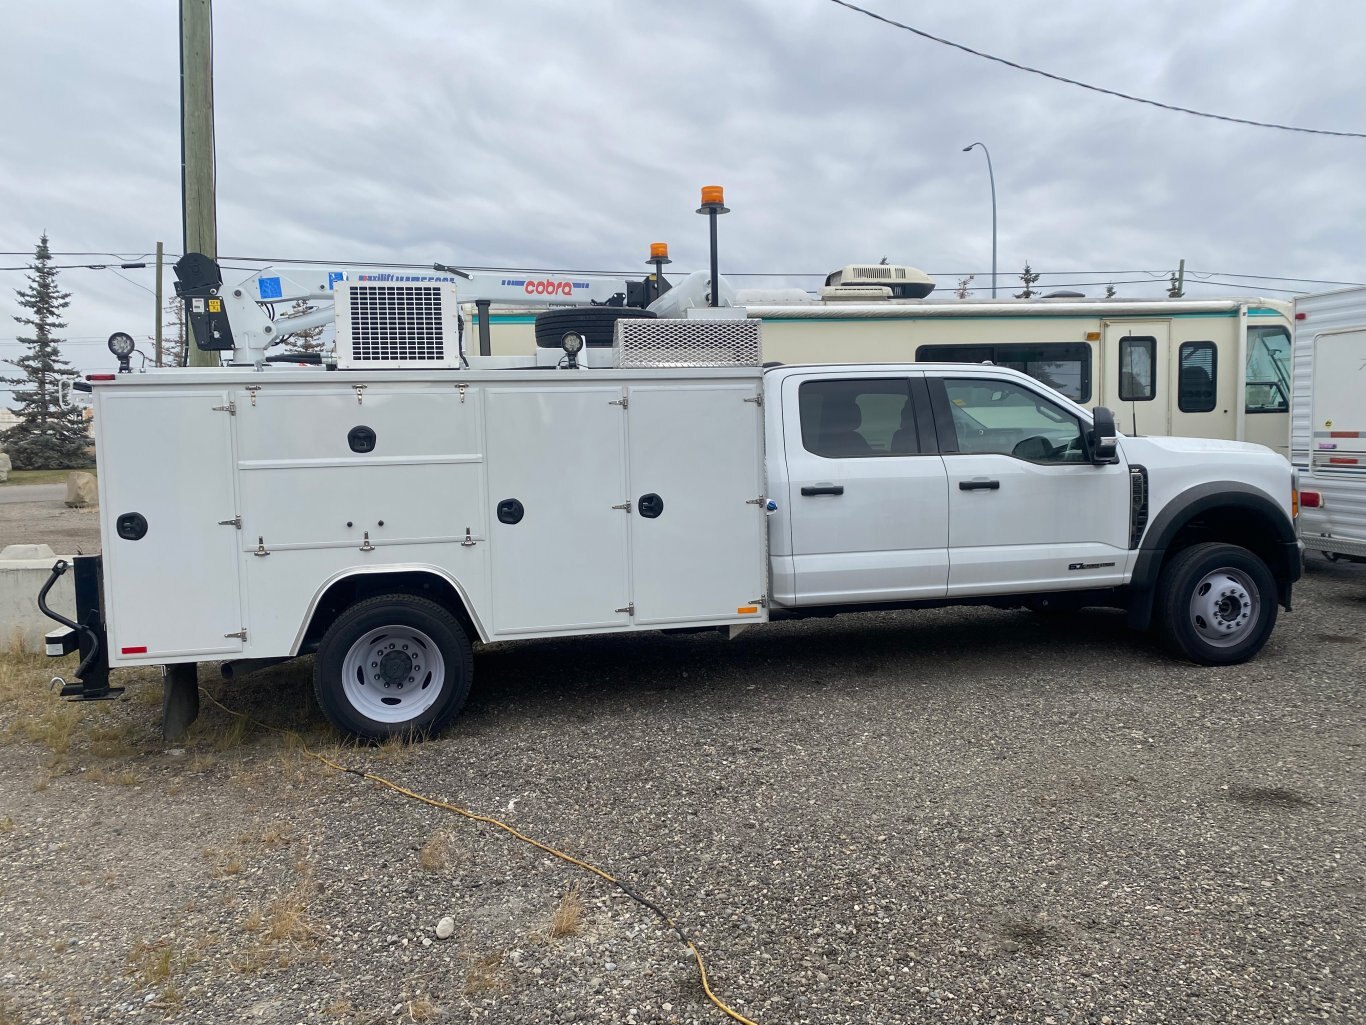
638;493;664;518
496;499;525;525
348;425;377;453
116;512;148;541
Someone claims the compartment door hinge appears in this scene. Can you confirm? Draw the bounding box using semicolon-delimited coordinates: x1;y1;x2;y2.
611;502;631;513
212;401;236;416
745;393;763;406
224;629;247;640
254;536;271;557
750;595;769;608
615;602;635;615
609;395;629;409
218;515;242;529
245;386;261;406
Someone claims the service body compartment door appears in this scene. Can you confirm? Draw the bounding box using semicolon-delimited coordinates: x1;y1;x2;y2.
485;387;631;635
626;383;767;626
98;389;244;658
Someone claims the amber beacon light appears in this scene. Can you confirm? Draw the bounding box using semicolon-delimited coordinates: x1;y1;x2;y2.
695;185;730;307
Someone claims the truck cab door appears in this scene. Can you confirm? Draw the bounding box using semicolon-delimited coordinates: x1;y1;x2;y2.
776;371;948;605
927;374;1131;595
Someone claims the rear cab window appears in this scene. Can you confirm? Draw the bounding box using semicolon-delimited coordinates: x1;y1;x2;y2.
798;379;923;458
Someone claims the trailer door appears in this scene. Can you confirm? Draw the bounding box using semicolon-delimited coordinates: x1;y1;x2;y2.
99;389;245;658
625;382;767;626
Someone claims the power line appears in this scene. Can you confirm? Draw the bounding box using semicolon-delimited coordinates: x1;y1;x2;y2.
827;0;1366;139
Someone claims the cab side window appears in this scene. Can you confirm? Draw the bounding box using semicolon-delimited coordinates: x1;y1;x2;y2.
941;379;1087;463
799;379;921;458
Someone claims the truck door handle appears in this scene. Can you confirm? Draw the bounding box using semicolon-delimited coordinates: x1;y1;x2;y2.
959;479;1000;491
801;485;844;496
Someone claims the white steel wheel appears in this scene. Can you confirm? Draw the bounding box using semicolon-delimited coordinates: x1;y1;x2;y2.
1155;542;1278;667
1187;567;1260;648
314;593;473;740
340;625;446;723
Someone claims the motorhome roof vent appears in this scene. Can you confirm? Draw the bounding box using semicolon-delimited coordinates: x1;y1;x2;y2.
819;285;893;301
823;263;935;299
1044;290;1087;299
614;318;762;368
334;282;462;369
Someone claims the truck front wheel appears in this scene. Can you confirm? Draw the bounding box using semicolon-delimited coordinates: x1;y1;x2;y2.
1155;542;1278;666
314;594;473;740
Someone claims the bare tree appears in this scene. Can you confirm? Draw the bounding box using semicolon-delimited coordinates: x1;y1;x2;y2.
954;274;975;299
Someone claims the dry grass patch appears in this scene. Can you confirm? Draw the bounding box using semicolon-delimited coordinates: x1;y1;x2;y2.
418;830;457;873
232;861;325;973
463;951;507;996
549;883;586;938
406;994;439;1021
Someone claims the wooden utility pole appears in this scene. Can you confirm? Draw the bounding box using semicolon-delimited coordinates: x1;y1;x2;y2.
154;241;164;366
180;0;218;368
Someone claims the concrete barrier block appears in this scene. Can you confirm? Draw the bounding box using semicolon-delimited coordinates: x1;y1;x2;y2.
65;471;98;508
0;546;74;654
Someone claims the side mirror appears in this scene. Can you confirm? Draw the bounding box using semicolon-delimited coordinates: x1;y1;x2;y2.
1090;406;1119;464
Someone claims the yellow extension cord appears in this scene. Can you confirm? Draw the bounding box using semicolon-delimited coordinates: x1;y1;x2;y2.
198;689;760;1025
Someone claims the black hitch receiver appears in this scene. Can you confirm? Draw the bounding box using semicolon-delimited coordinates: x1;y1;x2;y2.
38;557;123;701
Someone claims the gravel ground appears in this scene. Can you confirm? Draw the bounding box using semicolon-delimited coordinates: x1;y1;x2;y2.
0;488;101;553
0;557;1361;1024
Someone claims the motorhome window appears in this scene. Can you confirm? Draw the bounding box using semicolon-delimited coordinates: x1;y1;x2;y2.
1244;325;1291;413
1118;336;1156;401
917;343;1091;402
941;379;1087;463
1178;341;1218;413
799;379;921;457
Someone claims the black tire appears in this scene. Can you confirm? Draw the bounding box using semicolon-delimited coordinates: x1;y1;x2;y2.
533;306;656;349
314;593;473;741
1154;542;1278;666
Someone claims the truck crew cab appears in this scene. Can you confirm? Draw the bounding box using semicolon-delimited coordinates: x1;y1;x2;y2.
42;264;1301;741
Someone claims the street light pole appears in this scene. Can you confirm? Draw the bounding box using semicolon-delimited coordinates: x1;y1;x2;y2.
962;142;997;298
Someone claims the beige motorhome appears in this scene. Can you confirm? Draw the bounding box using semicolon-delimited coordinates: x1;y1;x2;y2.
471;284;1293;456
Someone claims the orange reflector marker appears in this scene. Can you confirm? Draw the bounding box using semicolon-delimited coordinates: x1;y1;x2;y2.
121;646;147;655
737;606;759;615
650;242;669;260
1084;331;1100;341
700;184;725;206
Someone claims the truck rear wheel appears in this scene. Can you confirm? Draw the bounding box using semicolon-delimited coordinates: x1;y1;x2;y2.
1154;542;1277;666
314;594;472;740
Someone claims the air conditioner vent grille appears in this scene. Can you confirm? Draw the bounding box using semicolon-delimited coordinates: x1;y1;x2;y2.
334;283;461;369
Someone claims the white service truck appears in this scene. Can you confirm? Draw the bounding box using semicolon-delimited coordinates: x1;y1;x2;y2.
1291;286;1366;563
40;261;1302;740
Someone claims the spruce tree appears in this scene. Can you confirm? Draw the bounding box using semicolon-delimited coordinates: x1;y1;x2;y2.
1;235;91;468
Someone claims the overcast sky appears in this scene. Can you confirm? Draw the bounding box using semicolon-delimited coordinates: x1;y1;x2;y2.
2;1;1364;396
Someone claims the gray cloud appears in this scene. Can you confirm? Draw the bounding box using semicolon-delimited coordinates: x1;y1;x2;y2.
3;0;1364;389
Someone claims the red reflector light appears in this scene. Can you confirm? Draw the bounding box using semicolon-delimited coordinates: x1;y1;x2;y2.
1300;491;1322;508
120;645;148;655
1329;457;1359;465
1294;312;1306;320
87;374;116;381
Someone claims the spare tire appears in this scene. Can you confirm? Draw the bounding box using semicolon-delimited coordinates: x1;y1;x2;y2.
534;306;657;349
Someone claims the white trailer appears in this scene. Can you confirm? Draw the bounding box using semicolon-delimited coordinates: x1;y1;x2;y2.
41;261;1301;741
1291;287;1366;562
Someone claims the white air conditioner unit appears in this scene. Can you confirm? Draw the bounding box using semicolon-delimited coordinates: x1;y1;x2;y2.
334;282;462;369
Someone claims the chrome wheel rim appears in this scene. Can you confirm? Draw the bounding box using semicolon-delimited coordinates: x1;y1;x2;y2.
340;625;445;724
1188;567;1260;648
